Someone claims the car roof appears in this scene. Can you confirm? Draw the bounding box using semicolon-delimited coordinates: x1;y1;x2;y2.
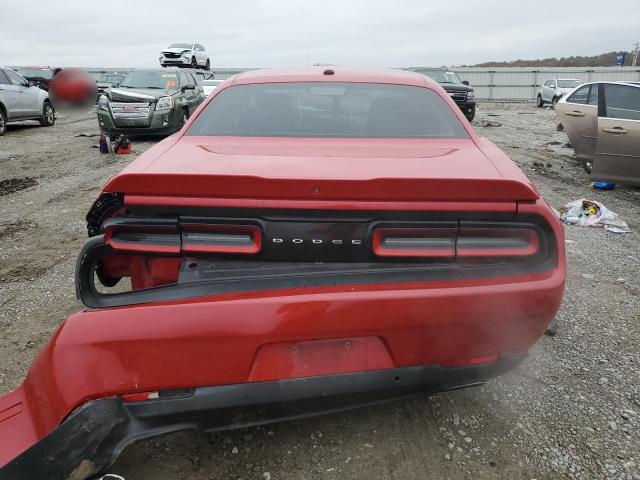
232;67;431;87
574;81;640;87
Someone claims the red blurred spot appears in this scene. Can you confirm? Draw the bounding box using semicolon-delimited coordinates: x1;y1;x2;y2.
49;68;97;109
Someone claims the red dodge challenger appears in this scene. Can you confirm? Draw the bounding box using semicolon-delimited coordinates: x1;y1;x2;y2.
0;68;565;479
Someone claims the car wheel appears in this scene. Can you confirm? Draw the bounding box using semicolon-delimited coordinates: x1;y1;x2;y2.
181;109;189;127
584;161;593;174
537;94;544;107
551;96;559;108
191;57;197;69
205;59;210;71
39;101;55;127
0;107;6;136
465;111;475;122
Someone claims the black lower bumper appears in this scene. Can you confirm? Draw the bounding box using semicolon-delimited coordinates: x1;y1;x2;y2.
0;354;524;480
454;101;476;120
103;125;179;138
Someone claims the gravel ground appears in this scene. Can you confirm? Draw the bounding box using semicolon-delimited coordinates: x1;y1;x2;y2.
0;103;639;480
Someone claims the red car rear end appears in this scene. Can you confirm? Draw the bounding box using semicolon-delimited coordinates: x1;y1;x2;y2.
0;68;565;480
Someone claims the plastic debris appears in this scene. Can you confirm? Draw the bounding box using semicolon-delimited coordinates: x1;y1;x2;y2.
559;199;631;233
590;181;615;190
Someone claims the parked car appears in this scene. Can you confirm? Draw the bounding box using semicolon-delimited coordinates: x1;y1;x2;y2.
96;72;125;94
96;68;206;137
159;42;210;70
202;78;224;96
0;66;55;135
414;68;476;121
10;66;60;91
0;67;565;479
556;81;640;184
537;78;581;107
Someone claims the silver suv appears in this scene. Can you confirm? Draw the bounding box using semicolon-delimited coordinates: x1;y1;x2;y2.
0;67;55;136
537;78;581;107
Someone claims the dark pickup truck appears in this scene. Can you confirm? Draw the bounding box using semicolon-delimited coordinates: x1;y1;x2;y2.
414;68;476;121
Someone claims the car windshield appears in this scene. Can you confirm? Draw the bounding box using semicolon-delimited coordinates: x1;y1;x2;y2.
187;82;468;138
558;79;581;89
418;70;462;84
15;68;54;80
168;43;192;49
119;71;179;90
99;74;124;83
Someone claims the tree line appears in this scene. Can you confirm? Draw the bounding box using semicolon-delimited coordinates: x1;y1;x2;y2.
467;51;634;68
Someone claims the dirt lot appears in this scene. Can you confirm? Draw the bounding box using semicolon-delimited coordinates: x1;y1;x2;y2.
1;104;639;480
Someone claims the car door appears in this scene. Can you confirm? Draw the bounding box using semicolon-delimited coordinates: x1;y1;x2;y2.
188;71;206;105
0;68;28;119
180;71;197;114
6;68;42;117
541;80;550;101
193;44;202;66
546;80;557;102
196;44;205;65
591;83;640;185
192;71;206;103
555;84;598;162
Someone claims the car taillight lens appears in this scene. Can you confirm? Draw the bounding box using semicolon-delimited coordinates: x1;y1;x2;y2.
372;228;456;258
372;226;539;259
457;228;539;257
104;224;262;255
105;227;181;254
181;224;262;254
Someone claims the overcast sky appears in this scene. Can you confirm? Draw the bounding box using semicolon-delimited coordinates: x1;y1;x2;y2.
1;0;638;68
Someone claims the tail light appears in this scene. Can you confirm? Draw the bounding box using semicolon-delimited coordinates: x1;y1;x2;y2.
372;225;540;259
457;228;539;257
372;228;456;258
104;223;262;255
105;228;180;254
181;224;261;254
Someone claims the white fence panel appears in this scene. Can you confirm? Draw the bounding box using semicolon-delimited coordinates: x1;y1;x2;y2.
451;67;640;100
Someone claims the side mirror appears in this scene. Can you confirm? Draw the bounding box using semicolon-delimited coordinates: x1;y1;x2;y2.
182;84;195;92
462;80;470;86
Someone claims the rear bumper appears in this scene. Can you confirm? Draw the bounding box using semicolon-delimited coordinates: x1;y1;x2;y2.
0;355;524;480
0;266;563;475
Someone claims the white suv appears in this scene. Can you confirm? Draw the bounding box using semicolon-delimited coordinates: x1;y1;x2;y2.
537;78;581;107
159;43;210;70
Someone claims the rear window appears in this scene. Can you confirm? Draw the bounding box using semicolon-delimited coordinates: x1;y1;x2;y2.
187;82;468;138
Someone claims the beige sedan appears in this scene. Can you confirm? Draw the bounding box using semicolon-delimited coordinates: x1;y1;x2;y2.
556;81;640;185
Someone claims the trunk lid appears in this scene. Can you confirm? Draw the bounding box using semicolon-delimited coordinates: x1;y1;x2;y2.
105;137;538;202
